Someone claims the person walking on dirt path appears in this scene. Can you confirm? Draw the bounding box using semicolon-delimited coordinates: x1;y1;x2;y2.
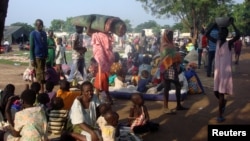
29;19;48;93
234;38;242;65
207;18;240;122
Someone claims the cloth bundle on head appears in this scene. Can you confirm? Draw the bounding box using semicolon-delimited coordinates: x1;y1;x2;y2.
71;14;127;37
159;29;181;72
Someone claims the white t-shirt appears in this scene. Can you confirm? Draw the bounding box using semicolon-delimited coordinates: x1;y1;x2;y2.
96;115;107;129
69;95;100;128
55;44;66;64
114;77;125;89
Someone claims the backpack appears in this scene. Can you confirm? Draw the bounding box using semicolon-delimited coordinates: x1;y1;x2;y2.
202;35;208;48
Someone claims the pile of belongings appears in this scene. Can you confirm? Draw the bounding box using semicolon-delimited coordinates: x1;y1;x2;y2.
71;14;127;37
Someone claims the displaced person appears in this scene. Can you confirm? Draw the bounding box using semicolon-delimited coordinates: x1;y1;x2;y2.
208;19;240;122
56;80;80;110
69;81;101;141
234;38;242;64
160;29;188;114
205;23;219;77
55;37;67;79
128;93;159;134
67;26;87;82
47;30;56;67
4;90;48;141
29;19;48;92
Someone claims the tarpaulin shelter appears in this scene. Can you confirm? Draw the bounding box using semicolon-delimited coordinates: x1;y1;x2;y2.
3;26;29;44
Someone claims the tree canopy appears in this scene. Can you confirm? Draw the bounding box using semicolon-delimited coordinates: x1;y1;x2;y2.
50;19;65;31
136;0;235;40
134;20;160;32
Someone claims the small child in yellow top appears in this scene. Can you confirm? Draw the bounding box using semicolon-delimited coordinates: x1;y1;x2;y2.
101;111;119;141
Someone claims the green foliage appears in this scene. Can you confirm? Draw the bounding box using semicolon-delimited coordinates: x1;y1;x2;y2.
172;23;183;31
134;20;160;32
10;22;34;33
50;19;65;31
136;0;234;40
152;26;161;34
63;17;75;33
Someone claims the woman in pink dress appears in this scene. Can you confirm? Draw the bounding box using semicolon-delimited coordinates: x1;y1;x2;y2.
206;19;240;122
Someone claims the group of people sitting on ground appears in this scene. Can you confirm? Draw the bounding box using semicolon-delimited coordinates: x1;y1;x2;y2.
0;79;159;141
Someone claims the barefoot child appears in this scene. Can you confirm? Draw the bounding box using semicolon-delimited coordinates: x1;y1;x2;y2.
55;37;67;79
206;18;240;122
128;93;159;134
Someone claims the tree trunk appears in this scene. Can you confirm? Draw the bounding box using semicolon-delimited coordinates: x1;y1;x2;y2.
0;0;10;42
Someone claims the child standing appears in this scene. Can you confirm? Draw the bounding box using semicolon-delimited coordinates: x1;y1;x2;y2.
55;37;67;79
128;93;159;134
45;81;56;108
206;19;240;122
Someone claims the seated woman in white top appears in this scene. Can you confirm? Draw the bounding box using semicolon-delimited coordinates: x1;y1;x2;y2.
69;81;101;141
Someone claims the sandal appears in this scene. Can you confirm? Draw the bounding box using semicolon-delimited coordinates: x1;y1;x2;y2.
216;117;225;123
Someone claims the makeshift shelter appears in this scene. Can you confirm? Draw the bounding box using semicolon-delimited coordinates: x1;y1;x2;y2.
3;26;29;44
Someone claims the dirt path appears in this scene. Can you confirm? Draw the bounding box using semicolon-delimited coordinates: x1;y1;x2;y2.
0;47;250;141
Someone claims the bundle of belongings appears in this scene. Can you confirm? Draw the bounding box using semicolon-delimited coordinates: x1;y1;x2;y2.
71;14;127;37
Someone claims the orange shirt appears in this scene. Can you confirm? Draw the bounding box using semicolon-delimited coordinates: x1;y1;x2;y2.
56;89;81;110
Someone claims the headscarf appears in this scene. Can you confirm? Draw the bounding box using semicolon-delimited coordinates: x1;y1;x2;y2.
159;29;181;72
160;29;176;58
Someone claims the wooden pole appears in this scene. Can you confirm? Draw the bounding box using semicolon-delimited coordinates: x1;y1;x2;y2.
0;0;10;42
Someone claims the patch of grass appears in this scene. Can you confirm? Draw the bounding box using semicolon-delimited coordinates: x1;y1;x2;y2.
0;59;28;66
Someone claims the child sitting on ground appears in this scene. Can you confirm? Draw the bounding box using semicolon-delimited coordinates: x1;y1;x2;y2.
56;80;80;110
101;111;119;141
45;81;56;109
46;62;60;86
137;70;152;93
96;103;112;129
48;97;68;134
114;69;126;89
110;52;123;75
30;82;41;106
37;93;50;112
128;93;159;134
87;57;98;82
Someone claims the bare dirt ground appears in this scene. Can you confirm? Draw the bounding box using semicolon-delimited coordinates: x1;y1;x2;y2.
0;47;250;141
